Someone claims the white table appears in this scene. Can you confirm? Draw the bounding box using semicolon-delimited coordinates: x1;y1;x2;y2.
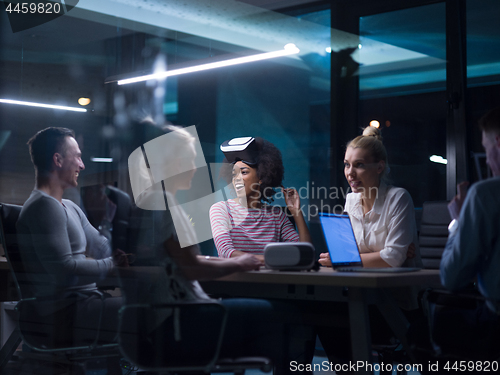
202;268;441;374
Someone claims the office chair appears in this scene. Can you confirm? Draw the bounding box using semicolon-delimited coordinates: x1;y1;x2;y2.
0;203;121;375
409;201;500;367
118;266;272;374
0;203;23;373
368;201;452;374
105;185;132;253
370;322;410;375
406;288;500;375
419;201;451;269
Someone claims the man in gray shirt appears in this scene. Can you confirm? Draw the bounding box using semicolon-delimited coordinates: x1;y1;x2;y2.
17;127;123;345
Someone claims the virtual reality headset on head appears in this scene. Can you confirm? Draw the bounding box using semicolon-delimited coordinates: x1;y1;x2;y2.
220;137;259;166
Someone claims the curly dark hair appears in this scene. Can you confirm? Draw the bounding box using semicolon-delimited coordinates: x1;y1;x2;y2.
256;138;284;203
221;137;284;204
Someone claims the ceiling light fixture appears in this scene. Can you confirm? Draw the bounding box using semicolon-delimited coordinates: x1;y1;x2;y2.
90;157;113;163
430;155;447;165
78;98;91;106
117;44;300;85
0;99;87;112
369;120;380;128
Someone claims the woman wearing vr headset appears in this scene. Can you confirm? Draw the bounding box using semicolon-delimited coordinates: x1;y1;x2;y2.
209;137;311;262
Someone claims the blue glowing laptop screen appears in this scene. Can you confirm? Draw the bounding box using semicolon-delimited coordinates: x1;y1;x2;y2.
319;213;362;267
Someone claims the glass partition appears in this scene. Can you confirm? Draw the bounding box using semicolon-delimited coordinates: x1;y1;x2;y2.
466;0;500;180
0;1;331;253
467;0;500;89
358;3;447;206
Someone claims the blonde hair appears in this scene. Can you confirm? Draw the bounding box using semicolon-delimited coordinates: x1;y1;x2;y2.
347;126;388;179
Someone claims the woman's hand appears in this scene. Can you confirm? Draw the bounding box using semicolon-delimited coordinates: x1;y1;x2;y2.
230;250;265;264
282;186;312;244
233;254;262;271
319;252;332;267
282;186;301;215
254;254;265;264
229;251;265;265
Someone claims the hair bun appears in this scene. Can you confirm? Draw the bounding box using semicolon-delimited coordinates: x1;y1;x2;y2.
362;126;383;141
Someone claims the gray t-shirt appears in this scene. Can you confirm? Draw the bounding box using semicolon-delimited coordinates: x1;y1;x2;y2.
17;190;113;299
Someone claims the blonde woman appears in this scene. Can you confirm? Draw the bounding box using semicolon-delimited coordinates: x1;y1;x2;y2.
315;127;421;369
319;126;420;270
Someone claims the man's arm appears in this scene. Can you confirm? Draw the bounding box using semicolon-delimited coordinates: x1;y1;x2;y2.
23;197;113;283
440;184;484;291
165;236;261;281
448;181;470;220
70;201;112;260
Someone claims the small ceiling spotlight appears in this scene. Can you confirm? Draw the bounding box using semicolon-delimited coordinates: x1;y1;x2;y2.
325;47;332;53
369;120;380;128
78;98;91;106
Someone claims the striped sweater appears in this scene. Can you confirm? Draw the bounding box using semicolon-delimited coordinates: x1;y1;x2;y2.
209;199;299;258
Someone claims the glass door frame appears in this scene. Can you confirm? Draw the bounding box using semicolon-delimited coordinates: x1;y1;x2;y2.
330;0;467;201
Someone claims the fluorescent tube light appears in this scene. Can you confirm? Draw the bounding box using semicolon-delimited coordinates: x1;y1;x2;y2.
90;157;113;163
430;155;447;165
0;99;87;112
118;44;300;85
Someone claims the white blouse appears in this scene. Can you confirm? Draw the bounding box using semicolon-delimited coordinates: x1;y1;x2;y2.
345;182;422;268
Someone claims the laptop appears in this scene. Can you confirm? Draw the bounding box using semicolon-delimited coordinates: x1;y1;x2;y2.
318;212;421;273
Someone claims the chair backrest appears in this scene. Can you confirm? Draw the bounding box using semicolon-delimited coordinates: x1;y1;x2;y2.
0;203;33;299
117;266;225;370
106;185;132;253
419;201;451;269
118;266;166;305
1;204;120;353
